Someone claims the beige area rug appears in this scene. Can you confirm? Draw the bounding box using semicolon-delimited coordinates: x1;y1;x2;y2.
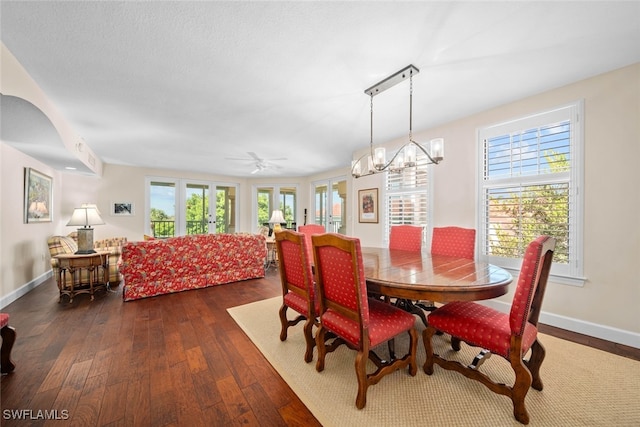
228;297;640;427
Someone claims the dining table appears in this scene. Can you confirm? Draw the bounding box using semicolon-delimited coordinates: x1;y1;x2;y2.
361;247;513;326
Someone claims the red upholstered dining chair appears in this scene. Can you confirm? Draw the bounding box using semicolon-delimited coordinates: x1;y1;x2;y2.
430;226;476;260
389;225;423;251
1;313;16;374
298;224;325;271
275;230;318;363
423;235;556;425
312;233;418;409
387;224;431;323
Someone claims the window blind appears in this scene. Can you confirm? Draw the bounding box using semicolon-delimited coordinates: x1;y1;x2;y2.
385;153;431;243
478;101;583;282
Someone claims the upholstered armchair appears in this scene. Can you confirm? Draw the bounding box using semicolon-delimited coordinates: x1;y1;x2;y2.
48;234;127;288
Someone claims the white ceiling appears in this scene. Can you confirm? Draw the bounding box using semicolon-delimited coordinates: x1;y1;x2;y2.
1;1;639;178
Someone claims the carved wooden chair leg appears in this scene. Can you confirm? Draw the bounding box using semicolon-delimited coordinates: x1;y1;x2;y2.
355;349;369;409
278;304;305;341
278;304;289;341
422;326;437;375
510;354;534;425
525;339;546;391
302;318;316;363
1;324;16;374
451;336;461;351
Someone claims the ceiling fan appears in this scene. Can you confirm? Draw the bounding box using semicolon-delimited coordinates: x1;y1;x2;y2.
225;152;287;174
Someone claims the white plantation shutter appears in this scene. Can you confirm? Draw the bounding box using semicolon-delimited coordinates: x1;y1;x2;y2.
478;102;584;283
385;152;431;245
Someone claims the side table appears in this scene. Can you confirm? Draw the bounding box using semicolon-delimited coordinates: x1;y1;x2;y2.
54;252;110;303
265;239;278;270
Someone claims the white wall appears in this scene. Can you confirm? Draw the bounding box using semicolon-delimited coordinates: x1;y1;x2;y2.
430;64;639;340
1;64;638;348
0;144;61;306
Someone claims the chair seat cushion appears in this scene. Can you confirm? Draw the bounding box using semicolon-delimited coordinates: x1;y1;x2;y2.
284;291;318;317
428;301;538;358
322;298;416;348
0;313;9;329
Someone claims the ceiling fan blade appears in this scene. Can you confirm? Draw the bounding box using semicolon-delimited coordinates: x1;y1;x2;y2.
247;152;261;161
250;167;260;174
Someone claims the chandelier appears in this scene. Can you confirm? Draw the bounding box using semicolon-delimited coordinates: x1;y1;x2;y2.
351;65;444;178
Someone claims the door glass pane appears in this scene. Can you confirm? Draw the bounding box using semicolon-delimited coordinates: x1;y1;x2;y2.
257;187;272;228
216;185;236;234
150;181;176;238
185;183;209;235
315;184;328;227
332;180;347;234
279;186;296;229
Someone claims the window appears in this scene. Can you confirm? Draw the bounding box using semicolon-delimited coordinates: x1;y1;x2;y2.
147;177;238;237
384;152;431;245
148;179;177;238
478;101;584;284
254;185;298;230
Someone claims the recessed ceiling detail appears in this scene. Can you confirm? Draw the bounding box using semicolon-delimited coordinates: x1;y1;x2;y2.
0;94;95;175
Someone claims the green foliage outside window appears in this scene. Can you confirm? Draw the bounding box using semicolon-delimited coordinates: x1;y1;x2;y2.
488;152;569;263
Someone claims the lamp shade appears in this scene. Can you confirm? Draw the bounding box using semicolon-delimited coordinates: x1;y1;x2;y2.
67;204;105;228
269;210;285;224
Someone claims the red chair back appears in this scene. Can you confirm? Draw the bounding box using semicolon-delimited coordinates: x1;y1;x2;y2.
312;233;369;333
510;235;556;335
431;226;476;259
389;225;423;251
276;230;316;317
298;224;325;268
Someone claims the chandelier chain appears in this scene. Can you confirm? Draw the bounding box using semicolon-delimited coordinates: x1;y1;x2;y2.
370;93;374;148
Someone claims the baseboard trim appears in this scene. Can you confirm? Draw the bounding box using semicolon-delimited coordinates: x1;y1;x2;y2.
0;270;52;309
482;299;640;350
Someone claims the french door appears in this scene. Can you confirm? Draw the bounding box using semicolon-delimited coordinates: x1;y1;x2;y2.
147;177;238;237
312;177;347;234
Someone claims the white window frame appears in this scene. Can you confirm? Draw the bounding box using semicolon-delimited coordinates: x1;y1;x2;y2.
251;184;299;233
384;153;434;247
477;101;585;286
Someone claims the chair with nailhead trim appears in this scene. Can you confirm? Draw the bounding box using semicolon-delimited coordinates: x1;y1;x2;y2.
275;230;318;363
312;233;418;409
423;235;556;425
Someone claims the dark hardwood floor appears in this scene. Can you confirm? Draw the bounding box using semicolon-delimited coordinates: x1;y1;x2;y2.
1;270;638;426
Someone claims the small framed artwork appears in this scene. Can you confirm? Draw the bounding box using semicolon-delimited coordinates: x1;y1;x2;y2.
358;188;378;223
111;202;134;216
24;167;53;223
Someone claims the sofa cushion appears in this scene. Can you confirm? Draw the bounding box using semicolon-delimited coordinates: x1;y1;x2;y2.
47;236;78;257
95;237;128;251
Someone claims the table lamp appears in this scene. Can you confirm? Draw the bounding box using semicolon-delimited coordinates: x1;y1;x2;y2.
67;203;105;254
269;209;286;233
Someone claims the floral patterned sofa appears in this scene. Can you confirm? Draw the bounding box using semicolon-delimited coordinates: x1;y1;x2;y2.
120;233;267;301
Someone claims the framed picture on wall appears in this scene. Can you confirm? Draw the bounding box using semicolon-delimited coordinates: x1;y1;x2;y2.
358;188;378;223
111;202;134;216
24;167;53;223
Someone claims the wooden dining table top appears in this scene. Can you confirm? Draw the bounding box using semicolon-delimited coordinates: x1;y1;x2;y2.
361;247;513;303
